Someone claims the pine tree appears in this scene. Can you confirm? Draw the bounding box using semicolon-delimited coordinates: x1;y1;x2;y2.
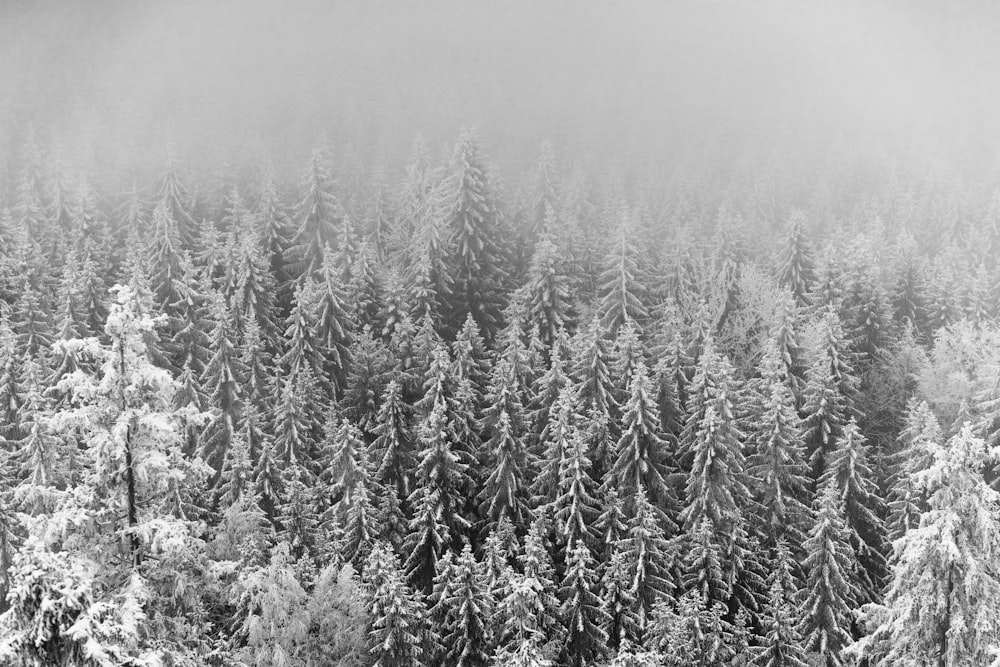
256;163;294;283
608;362;676;520
231;218;279;347
154;146;199;249
439;544;494;667
527;230;574;349
776;210;815;305
9;359;66;516
597;217;649;335
848;425;1000;666
600;544;640;653
365;541;427;667
745;340;812;551
443;130;507;340
278;463;321;563
799;482;858;667
886;400;940;541
752;541;809;667
622;485;675;635
312;249;354;398
818;417;887;604
451;314;490;402
519;518;563;646
559;542;609;666
551;416;601;556
801;307;858;477
405;401;472;590
288;136;342;278
369;379;415;499
571;316;618;431
200;291;245;475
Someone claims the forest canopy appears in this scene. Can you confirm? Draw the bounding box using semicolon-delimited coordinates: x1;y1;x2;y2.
2;1;1000;666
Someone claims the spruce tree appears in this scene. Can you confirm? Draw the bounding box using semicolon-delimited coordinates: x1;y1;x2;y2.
848;425;1000;666
443;130;506;340
622;485;675;635
527;231;573;349
369;379;415;499
818;418;887;605
439;544;494;667
365;542;427;667
745;340;812;551
559;542;610;667
597;217;649;335
608;362;676;520
776;210;815;306
288;136;342;278
801;307;858;477
200;291;245;475
799;482;858;667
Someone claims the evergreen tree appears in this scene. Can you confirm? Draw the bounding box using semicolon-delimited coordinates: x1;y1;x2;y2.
608;362;676;520
200;291;245;475
745;340;812;551
819;417;887;604
527;231;574;349
312;249;354;398
288;136;342;278
776;210;815;305
751;541;809;667
886;400;940;541
405;401;472;590
848;425;1000;666
154;146;199;249
559;542;610;667
597;217;649;335
551;414;601;555
439;544;494;667
369;379;415;499
443;130;507;340
365;542;427;667
622;485;675;635
801;308;858;477
799;482;859;667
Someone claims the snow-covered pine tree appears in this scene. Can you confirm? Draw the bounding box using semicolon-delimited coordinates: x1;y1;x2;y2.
312;248;354;398
751;541;809;667
442;130;507;341
559;542;610;667
550;409;601;556
608;362;677;522
597;215;649;335
745;339;812;552
404;400;472;591
200;290;245;476
847;425;1000;666
799;481;859;667
818;417;887;604
154;146;199;249
622;484;675;636
776;210;815;306
288;134;342;279
439;543;495;667
886;399;940;541
365;541;428;667
801;307;859;477
527;230;574;349
369;378;415;499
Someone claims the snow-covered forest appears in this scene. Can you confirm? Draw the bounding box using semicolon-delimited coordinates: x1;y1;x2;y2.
3;1;1000;666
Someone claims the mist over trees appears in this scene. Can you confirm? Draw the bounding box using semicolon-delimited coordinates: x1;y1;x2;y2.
3;0;1000;665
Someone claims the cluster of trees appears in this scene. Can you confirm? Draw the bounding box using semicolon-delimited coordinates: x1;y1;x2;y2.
1;127;1000;665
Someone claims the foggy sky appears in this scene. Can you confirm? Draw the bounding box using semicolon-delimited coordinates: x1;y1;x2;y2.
1;0;998;184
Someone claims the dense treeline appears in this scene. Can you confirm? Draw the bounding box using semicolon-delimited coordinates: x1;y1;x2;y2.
2;127;1000;665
